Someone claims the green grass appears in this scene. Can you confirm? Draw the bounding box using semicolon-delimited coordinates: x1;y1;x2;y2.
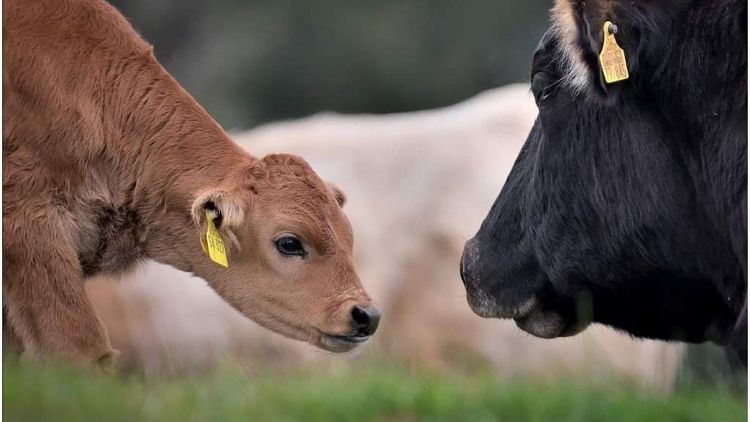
3;359;746;422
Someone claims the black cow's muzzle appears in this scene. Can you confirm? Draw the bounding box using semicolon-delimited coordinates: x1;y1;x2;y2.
460;237;538;319
460;237;591;338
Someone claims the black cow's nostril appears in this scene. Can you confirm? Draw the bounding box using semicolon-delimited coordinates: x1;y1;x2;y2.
351;305;381;336
460;254;467;283
460;239;478;286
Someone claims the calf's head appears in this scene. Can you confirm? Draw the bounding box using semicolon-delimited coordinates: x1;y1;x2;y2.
461;0;746;350
190;154;379;352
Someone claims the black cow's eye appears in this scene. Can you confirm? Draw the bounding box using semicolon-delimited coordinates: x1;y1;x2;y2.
531;71;559;105
275;235;306;257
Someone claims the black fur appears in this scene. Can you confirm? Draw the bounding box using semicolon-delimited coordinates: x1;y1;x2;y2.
461;0;747;366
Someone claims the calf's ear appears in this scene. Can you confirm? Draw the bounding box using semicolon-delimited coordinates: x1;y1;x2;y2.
327;182;347;208
190;188;248;249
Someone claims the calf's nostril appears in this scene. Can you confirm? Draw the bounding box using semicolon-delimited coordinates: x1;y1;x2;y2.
351;305;381;336
351;305;368;326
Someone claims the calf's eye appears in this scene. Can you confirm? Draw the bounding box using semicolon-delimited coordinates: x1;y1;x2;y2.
275;235;306;257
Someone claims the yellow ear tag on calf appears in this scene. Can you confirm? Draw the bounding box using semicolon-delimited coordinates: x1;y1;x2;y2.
204;210;229;268
599;21;629;84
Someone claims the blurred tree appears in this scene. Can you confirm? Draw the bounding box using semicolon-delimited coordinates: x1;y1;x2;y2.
111;0;549;129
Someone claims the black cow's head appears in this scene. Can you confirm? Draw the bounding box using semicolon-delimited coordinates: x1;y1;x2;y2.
461;0;746;361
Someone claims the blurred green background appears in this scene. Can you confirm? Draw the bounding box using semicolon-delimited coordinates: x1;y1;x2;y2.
4;359;747;422
111;0;550;129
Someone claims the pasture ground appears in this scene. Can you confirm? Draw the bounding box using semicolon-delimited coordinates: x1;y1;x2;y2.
3;358;746;421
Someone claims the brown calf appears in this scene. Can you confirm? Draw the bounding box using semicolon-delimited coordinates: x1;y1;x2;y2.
2;0;379;364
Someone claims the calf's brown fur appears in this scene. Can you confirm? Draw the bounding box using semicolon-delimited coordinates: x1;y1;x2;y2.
3;0;376;364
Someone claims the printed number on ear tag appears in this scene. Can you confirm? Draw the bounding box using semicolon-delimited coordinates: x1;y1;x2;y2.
599;21;629;84
205;210;229;268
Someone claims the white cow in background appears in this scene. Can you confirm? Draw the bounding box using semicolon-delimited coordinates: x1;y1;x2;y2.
87;84;681;388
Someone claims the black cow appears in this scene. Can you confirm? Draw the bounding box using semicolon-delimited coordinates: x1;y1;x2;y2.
460;0;747;366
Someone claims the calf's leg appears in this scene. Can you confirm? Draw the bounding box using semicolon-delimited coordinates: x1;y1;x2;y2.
3;221;115;365
3;305;25;356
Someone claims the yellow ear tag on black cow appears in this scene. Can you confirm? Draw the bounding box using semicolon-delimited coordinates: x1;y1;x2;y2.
204;210;228;268
599;21;629;84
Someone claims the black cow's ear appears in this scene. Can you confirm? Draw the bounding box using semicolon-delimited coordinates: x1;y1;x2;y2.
570;2;606;94
569;5;611;96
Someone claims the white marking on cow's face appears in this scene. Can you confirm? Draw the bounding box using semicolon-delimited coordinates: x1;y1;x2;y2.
550;0;591;94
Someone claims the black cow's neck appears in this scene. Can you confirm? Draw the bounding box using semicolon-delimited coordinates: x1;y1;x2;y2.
643;0;748;346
